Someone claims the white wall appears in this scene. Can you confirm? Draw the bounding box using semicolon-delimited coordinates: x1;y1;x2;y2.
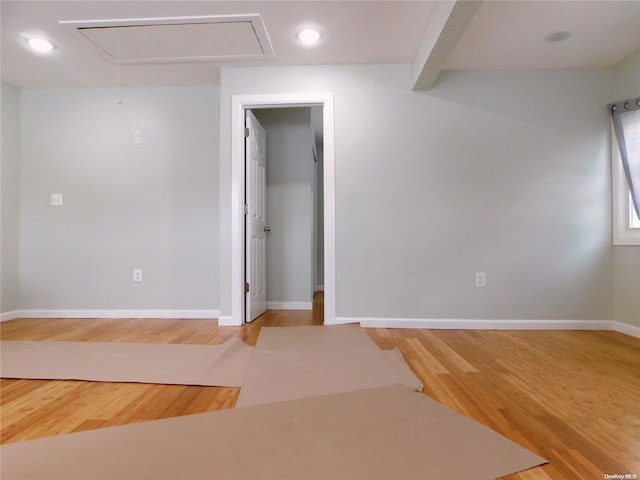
611;50;640;327
7;62;623;323
254;108;313;306
19;86;220;312
1;80;21;314
220;64;613;322
612;49;640;101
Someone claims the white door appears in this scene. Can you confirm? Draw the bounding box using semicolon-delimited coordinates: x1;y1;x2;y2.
245;110;268;322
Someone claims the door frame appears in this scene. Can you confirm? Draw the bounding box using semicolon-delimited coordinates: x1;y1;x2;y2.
230;93;336;325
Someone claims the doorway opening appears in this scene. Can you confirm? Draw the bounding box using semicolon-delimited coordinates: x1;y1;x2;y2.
245;107;324;322
230;93;336;326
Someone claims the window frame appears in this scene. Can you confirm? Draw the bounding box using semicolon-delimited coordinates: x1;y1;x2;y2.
612;123;640;245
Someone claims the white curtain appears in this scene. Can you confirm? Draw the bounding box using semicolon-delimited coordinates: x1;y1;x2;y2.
610;97;640;218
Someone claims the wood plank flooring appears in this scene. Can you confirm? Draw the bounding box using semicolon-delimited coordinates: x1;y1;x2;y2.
1;295;638;480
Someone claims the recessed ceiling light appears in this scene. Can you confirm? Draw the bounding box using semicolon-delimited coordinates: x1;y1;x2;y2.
544;30;571;43
27;37;54;53
297;28;321;46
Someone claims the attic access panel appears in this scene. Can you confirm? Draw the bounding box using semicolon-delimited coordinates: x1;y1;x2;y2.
60;15;274;63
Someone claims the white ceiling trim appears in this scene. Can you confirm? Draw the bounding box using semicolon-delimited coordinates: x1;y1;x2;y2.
59;14;275;64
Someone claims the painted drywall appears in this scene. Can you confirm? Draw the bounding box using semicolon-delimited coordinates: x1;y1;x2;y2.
220;64;613;321
19;86;220;310
612;49;640;101
1;80;21;313
315;141;325;290
613;248;640;326
311;106;325;290
254;108;313;305
612;49;640;327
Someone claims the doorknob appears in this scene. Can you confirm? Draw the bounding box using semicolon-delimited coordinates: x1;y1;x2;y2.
264;226;272;233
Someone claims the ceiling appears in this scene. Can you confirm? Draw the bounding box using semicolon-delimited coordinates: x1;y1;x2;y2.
1;1;639;89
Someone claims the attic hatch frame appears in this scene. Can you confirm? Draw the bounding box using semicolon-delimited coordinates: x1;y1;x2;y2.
59;14;274;64
228;93;336;326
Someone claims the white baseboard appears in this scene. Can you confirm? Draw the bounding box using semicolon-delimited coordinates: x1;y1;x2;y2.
613;321;640;339
13;309;220;320
218;315;239;326
266;302;312;310
6;310;638;338
351;317;613;330
325;317;359;326
0;311;20;322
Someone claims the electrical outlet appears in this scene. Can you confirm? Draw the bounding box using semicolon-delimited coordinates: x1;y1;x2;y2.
475;272;487;287
133;269;143;282
51;193;63;206
134;131;143;145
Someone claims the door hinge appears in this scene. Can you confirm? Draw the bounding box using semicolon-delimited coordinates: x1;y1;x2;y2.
245;282;250;293
244;204;249;215
244;127;250;138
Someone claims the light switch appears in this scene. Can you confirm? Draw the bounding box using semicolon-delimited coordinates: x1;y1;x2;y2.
51;193;63;206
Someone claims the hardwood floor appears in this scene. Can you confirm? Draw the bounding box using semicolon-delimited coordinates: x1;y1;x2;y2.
1;295;638;479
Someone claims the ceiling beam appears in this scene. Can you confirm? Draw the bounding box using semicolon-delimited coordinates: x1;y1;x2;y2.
411;0;482;91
